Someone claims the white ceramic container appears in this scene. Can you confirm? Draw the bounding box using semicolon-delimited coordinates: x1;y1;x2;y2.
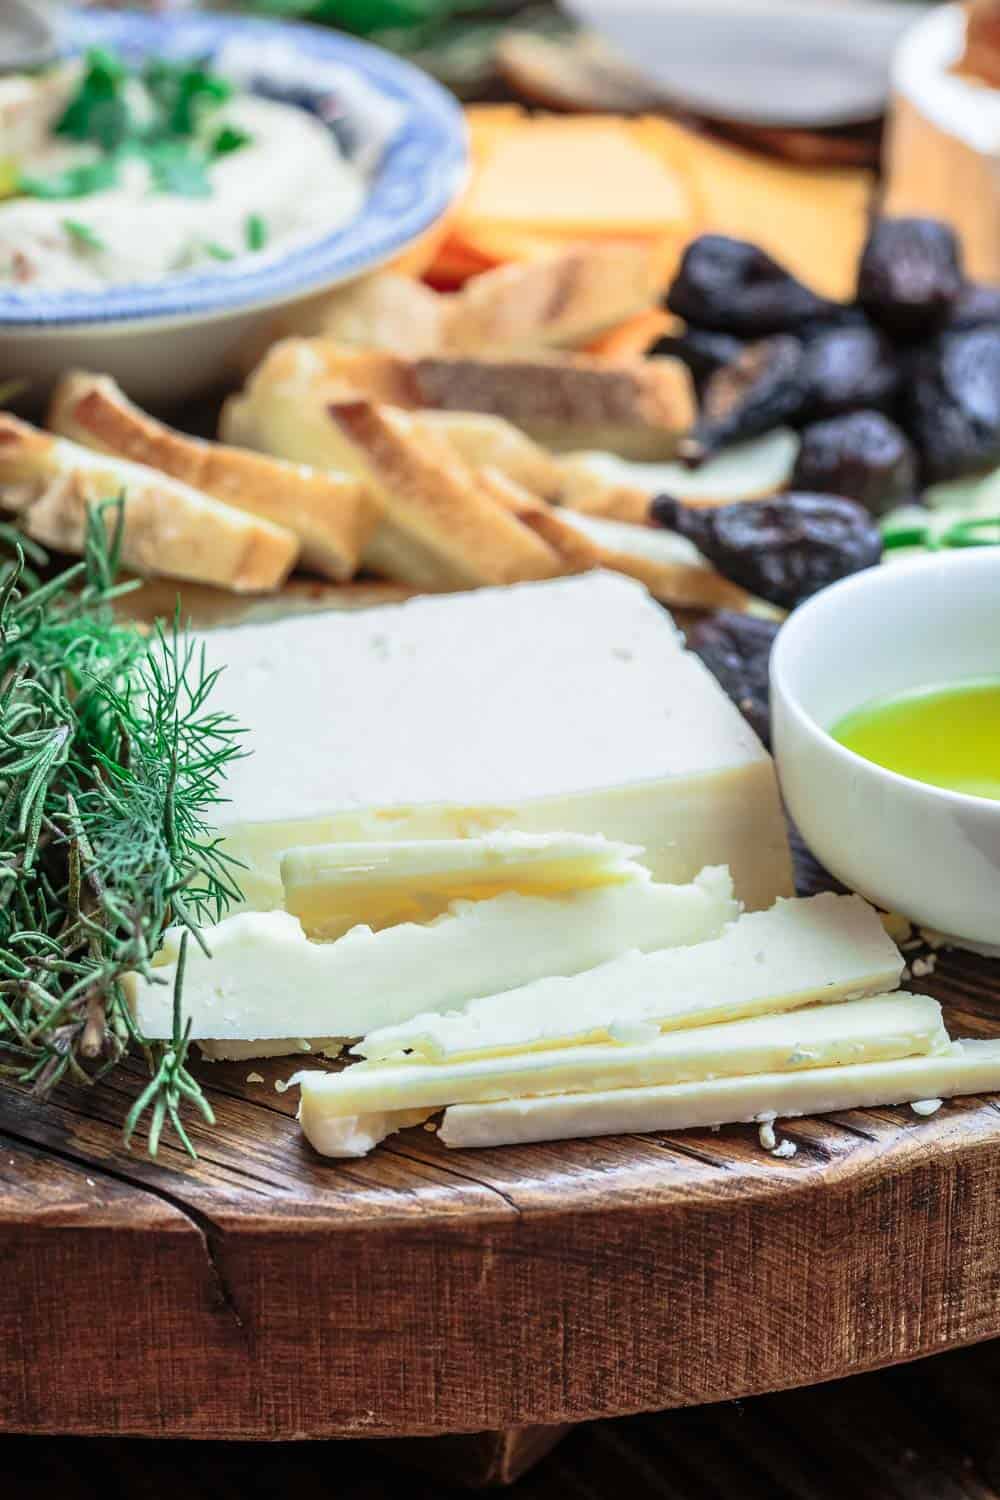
771;551;1000;951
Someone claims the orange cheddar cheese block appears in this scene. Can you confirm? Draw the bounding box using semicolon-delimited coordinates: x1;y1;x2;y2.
459;112;696;238
432;108;874;304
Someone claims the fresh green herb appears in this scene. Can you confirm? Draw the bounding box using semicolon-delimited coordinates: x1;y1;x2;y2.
18;157;118;201
146;141;212;199
62;219;106;253
143;57;232;138
204;242;235;262
0;504;245;1158
55;47;133;154
245;213;268;252
210;124;253;160
22;48;249;203
881;512;1000;552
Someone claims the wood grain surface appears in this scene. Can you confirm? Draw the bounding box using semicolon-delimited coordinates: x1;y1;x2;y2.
3;841;1000;1441
7;1339;1000;1496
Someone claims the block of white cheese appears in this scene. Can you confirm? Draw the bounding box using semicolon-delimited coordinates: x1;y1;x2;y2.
438;1039;1000;1150
281;832;644;940
297;994;947;1136
356;892;903;1063
129;865;737;1046
197;573;793;911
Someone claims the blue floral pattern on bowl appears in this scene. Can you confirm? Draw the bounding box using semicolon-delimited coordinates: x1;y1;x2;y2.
0;9;467;328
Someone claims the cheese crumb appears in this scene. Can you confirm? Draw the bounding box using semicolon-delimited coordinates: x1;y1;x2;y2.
246;1072;265;1085
274;1077;292;1094
911;955;937;978
757;1118;777;1151
771;1139;798;1159
910;1098;943;1117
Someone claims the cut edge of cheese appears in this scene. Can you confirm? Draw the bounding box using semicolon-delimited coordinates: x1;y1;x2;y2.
437;1039;1000;1150
130;864;739;1045
280;831;646;940
298;993;946;1121
356;891;902;1063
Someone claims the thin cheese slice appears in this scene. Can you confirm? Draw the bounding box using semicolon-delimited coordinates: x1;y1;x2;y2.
281;832;644;940
298;994;947;1129
438;1040;1000;1150
356;892;902;1063
129;865;737;1045
559;430;800;513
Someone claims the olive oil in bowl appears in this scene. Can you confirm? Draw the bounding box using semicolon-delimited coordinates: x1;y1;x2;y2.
832;678;1000;801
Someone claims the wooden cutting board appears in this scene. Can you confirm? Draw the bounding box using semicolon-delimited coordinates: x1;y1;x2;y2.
2;838;1000;1443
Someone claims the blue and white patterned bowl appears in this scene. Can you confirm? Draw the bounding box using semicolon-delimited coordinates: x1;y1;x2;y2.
0;9;467;403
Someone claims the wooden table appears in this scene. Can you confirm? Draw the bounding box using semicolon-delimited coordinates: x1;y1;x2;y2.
7;1338;1000;1493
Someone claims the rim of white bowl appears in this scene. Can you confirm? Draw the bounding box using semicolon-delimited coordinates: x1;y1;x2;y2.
770;550;1000;814
0;10;468;329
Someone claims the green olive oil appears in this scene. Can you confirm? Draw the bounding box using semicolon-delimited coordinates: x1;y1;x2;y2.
831;678;1000;801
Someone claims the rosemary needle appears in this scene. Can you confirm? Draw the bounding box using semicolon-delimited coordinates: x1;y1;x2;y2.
0;499;246;1157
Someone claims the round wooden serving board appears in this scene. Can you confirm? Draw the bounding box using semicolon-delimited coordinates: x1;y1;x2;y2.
2;841;1000;1443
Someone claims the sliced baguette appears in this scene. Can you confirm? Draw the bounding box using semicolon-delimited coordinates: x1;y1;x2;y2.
418;411;567;501
230;339;694;459
410;351;694;457
328;401;564;590
0;415;298;593
49;372;378;581
439;242;667;355
237;272;445;373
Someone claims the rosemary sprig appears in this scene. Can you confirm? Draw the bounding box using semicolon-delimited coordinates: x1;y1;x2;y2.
0;501;245;1157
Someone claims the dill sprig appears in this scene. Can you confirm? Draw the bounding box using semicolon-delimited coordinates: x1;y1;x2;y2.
0;500;245;1157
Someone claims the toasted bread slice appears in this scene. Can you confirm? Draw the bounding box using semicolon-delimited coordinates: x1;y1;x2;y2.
476;466;601;575
237;272;445;373
407;352;693;456
328;402;563;590
49;372;378;581
418;411;567;501
230;339;693;459
440;242;667;355
0;415;298;593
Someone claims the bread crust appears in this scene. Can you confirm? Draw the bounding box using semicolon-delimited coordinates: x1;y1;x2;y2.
329;401;563;590
49;373;378;581
0;414;298;593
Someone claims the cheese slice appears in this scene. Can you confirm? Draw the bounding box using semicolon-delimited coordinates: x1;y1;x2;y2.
199;573;793;912
298;995;947;1134
356;892;902;1063
560;430;800;512
281;832;644;940
129;865;737;1046
438;1040;1000;1150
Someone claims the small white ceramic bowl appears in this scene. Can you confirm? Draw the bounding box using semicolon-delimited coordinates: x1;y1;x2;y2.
0;10;466;406
770;550;1000;952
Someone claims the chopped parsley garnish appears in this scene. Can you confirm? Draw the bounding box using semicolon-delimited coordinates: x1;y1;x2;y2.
146;141;212;199
210;124;253;159
245;213;268;252
19;157;118;201
62;219;106;253
205;242;235;261
17;48;252;204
